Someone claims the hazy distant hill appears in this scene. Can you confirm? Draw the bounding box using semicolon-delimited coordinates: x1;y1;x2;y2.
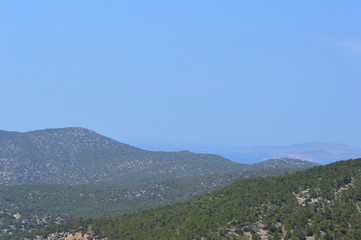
249;157;318;170
0;127;246;185
33;158;361;240
236;142;361;163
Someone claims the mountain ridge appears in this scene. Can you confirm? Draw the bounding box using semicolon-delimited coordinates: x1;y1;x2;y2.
0;127;243;185
0;128;319;186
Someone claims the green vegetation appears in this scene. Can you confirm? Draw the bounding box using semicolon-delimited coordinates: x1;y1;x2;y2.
0;168;306;239
31;158;361;240
0;168;303;217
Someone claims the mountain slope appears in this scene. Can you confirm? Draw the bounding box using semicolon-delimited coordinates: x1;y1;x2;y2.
34;158;361;240
0;128;244;185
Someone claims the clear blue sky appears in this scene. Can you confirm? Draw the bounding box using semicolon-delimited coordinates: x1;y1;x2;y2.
1;1;360;150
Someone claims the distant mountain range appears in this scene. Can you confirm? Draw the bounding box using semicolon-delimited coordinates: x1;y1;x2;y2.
235;142;361;163
0;127;317;185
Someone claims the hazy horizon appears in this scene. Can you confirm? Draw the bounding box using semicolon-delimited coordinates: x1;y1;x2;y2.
1;1;360;149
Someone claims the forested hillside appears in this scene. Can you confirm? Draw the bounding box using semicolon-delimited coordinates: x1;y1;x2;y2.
31;158;361;240
0;167;308;239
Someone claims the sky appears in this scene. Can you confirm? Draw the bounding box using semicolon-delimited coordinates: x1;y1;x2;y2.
1;1;360;152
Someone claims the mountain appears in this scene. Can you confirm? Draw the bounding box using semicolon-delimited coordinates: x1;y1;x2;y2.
31;158;361;240
235;142;361;163
0;128;319;186
0;127;245;185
